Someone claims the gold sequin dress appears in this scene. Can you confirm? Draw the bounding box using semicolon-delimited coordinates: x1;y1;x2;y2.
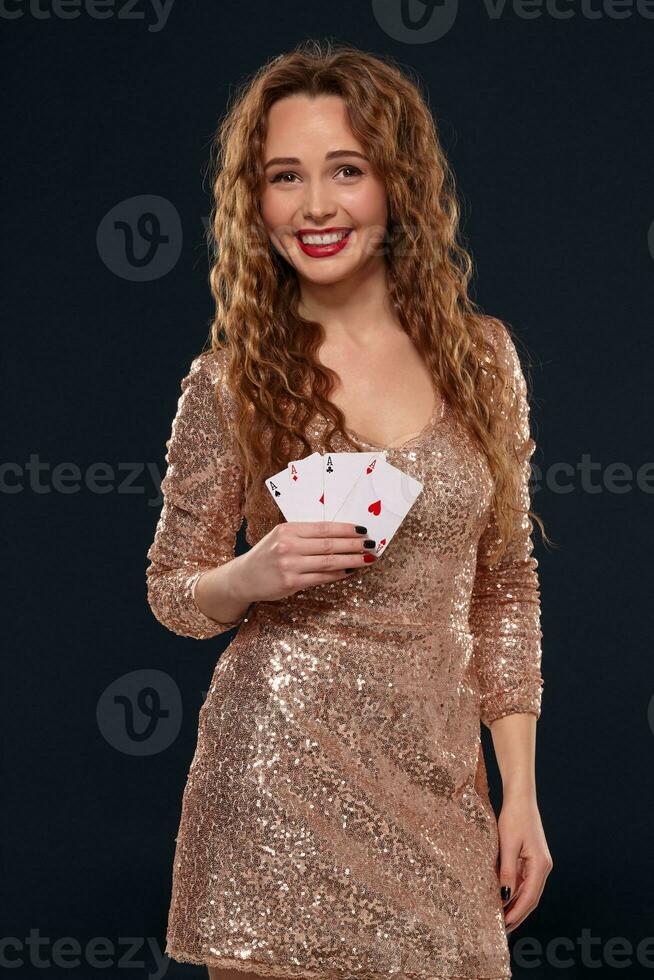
145;319;544;980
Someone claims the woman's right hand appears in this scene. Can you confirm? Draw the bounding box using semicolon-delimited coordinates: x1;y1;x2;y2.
234;521;378;603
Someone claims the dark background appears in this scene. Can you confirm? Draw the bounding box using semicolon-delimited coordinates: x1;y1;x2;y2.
5;1;654;978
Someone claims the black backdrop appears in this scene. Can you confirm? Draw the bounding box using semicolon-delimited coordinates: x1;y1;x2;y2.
4;2;654;978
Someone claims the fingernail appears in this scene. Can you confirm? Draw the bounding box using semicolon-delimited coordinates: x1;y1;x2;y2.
363;553;377;563
500;885;511;902
363;540;376;549
355;525;367;534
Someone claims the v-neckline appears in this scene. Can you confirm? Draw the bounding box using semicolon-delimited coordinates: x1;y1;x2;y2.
341;395;447;453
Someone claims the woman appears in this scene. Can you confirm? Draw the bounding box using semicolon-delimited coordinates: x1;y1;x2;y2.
146;40;553;980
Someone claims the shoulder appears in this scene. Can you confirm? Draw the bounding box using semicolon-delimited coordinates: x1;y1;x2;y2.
163;349;232;442
481;315;518;367
178;347;233;412
186;346;229;386
181;346;241;433
479;315;527;391
164;348;238;472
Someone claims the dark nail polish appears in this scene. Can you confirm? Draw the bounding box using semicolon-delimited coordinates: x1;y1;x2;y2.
500;885;511;902
362;553;377;563
355;525;368;534
364;540;376;549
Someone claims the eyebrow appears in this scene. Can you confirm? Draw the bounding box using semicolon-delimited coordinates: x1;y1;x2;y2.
263;149;368;171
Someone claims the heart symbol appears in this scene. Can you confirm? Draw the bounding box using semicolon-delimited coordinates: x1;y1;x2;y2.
368;499;381;516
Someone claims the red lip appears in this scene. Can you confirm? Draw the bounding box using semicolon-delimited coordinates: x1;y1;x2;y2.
295;228;353;259
295;227;352;237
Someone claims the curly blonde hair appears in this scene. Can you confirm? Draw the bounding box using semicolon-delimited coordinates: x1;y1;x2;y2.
201;38;550;566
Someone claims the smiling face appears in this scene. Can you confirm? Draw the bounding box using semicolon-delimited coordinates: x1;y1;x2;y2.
259;93;389;287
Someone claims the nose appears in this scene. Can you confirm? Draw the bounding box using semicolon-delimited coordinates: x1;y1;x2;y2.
302;184;337;223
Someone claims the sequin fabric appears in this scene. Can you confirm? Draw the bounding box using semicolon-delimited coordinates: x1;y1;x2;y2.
145;318;543;980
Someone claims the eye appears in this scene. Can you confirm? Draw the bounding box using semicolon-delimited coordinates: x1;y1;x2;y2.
270;171;299;184
337;165;363;178
269;164;364;184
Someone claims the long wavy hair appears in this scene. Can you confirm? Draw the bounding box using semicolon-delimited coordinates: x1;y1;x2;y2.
202;39;550;566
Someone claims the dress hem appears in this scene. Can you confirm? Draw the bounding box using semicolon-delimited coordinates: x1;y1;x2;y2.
166;945;511;980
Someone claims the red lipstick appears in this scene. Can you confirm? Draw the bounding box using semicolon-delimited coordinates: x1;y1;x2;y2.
295;227;353;258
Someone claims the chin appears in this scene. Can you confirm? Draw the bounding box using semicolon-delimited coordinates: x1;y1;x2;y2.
297;263;359;285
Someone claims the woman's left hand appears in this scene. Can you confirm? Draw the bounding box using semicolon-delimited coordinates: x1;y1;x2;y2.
497;793;553;933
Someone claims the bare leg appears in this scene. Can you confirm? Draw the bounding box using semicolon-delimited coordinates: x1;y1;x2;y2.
208;970;297;980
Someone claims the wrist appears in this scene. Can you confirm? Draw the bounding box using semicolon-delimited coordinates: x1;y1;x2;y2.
194;556;253;625
222;552;254;606
501;777;537;805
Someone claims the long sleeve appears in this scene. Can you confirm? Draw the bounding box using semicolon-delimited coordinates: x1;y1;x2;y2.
469;322;544;729
145;352;249;640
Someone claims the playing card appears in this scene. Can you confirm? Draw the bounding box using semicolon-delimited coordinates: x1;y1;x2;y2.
323;451;387;521
285;451;324;521
264;463;297;521
330;458;423;556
